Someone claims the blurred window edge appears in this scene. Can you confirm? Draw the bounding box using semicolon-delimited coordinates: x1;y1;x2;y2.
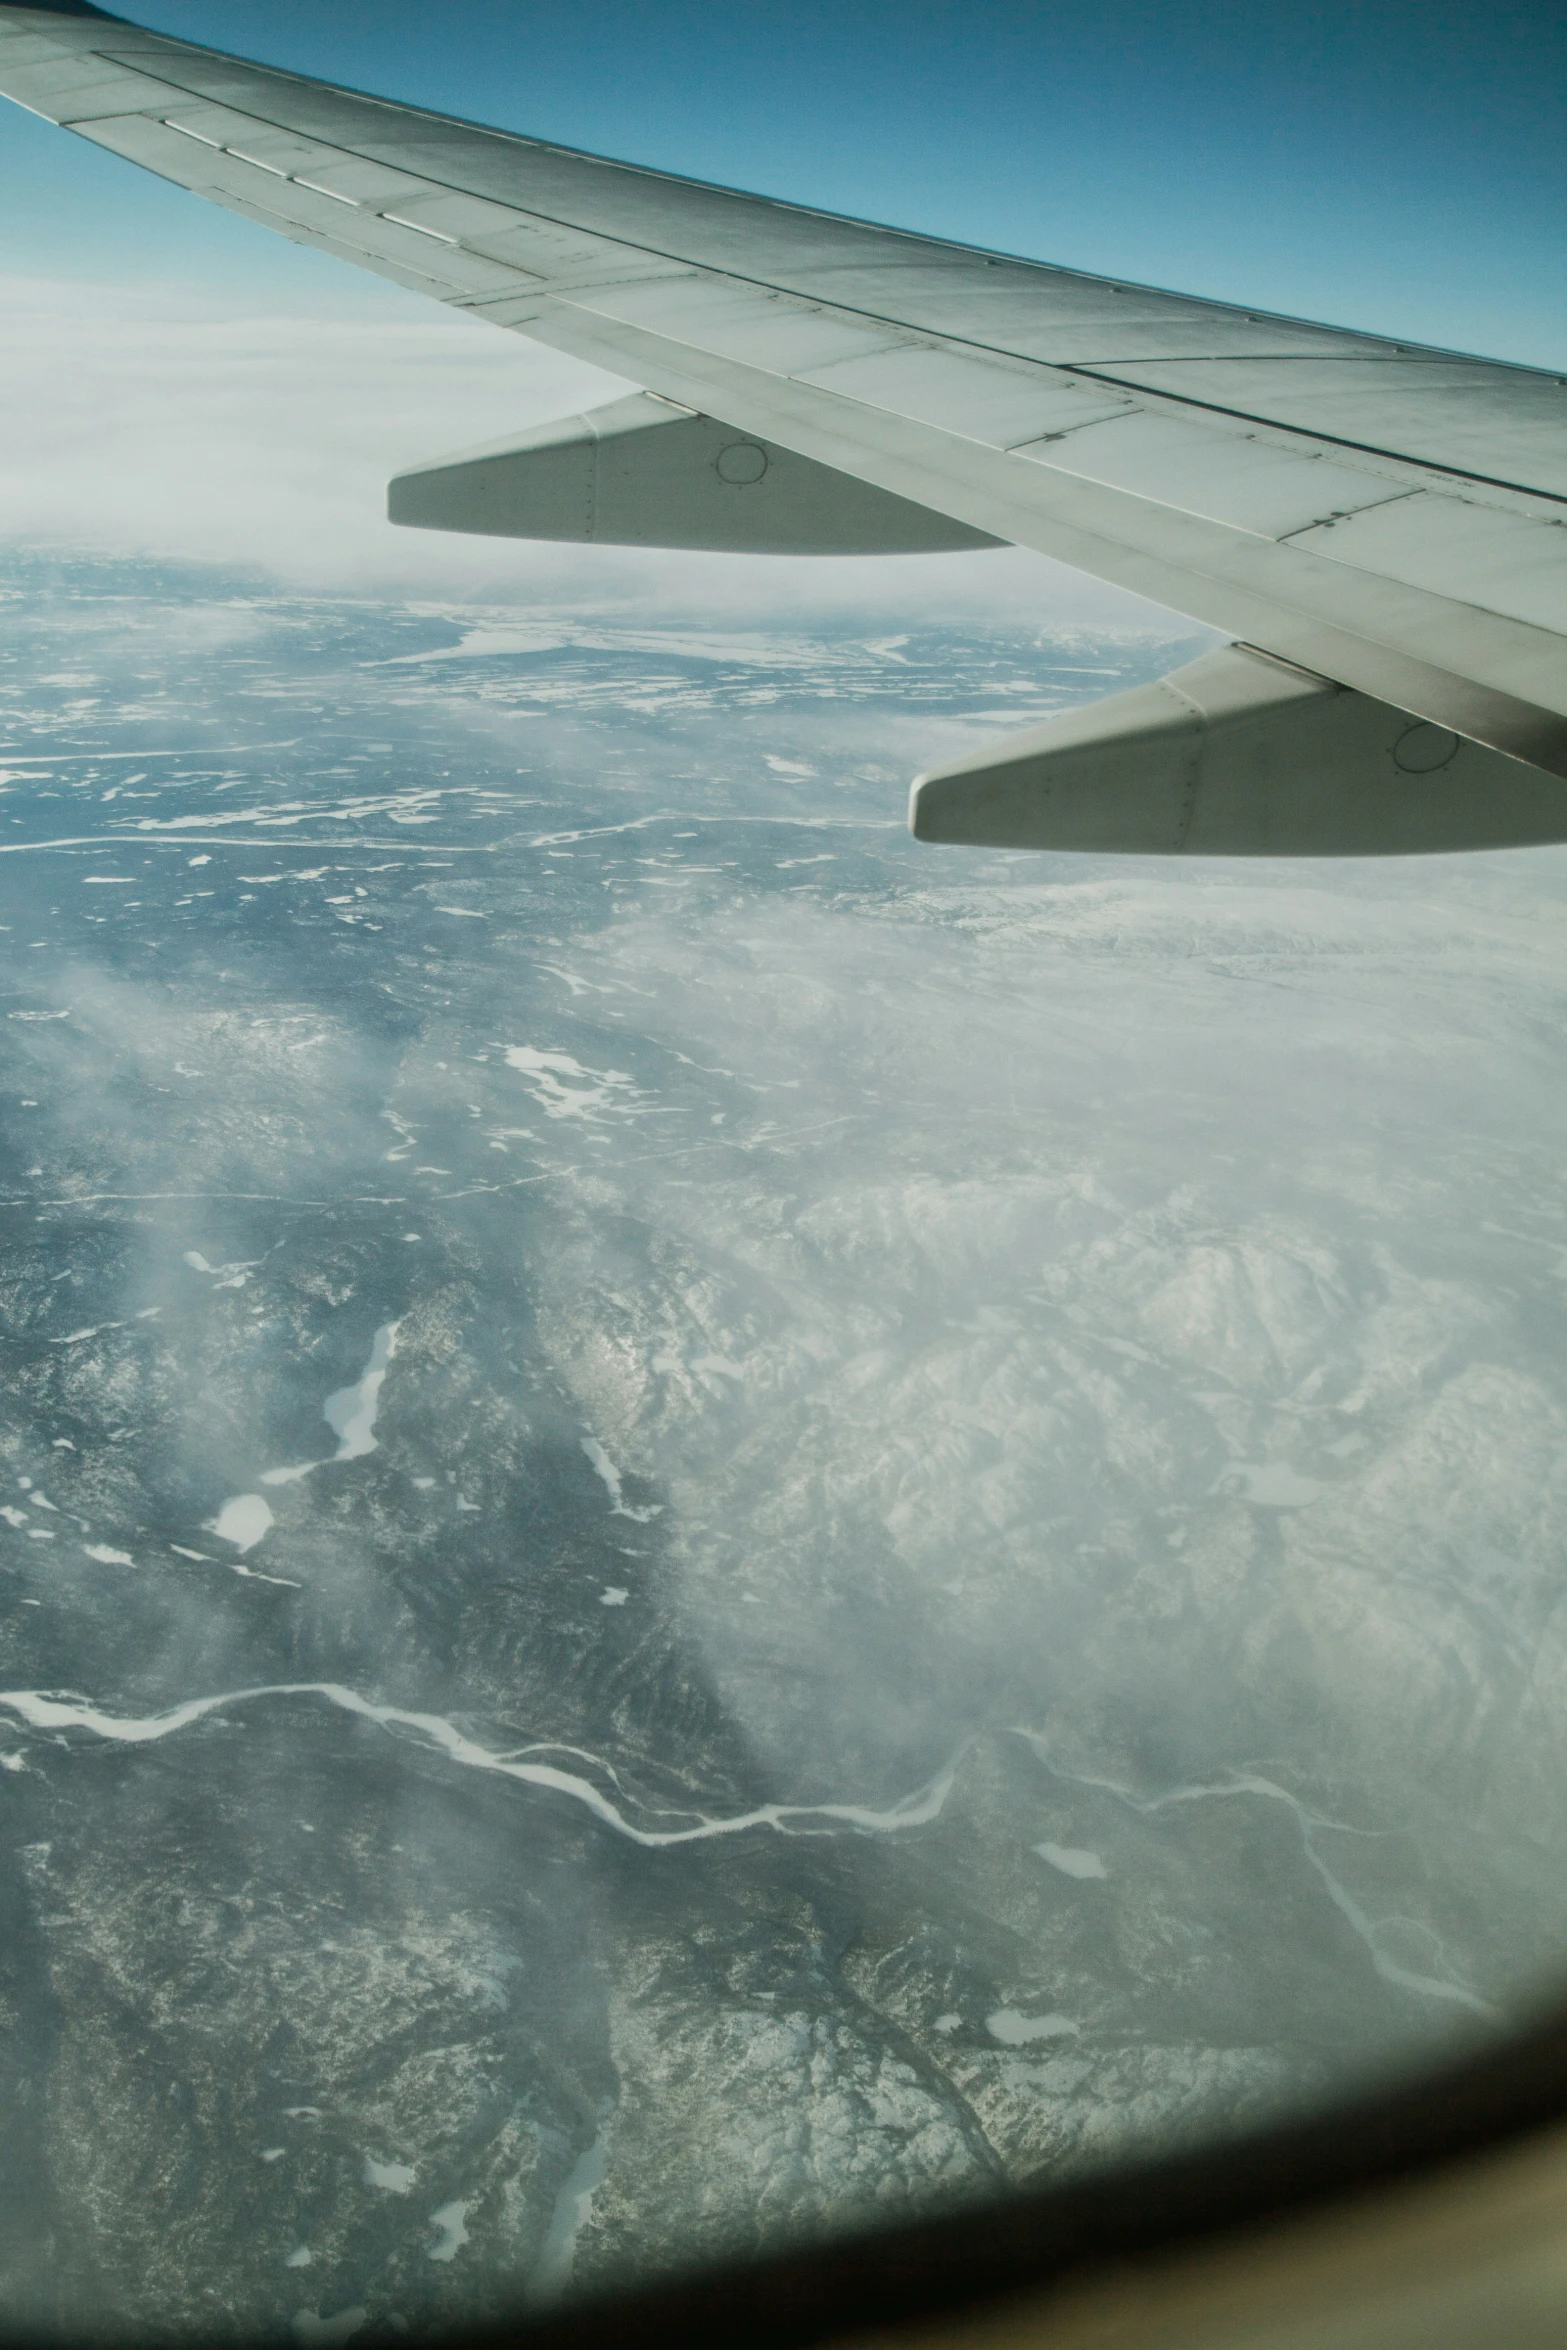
441;1995;1567;2350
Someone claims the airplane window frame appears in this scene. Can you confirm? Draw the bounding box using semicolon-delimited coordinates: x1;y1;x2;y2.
431;1997;1567;2349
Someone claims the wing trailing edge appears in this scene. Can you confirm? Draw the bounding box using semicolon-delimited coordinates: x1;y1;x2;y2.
909;645;1567;856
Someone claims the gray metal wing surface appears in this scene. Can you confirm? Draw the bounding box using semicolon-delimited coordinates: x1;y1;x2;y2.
3;0;1563;853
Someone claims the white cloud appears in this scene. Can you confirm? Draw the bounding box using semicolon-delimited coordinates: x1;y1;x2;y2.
0;271;1171;625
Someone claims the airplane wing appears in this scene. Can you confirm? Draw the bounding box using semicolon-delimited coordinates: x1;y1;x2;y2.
3;0;1563;854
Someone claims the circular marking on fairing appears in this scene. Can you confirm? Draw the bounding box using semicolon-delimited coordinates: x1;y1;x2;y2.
1393;722;1462;775
715;443;768;486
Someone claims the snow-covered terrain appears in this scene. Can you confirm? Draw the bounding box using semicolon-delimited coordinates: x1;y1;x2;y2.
1;554;1564;2339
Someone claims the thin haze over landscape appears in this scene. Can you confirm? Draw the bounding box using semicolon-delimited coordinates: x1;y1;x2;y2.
0;2;1565;2339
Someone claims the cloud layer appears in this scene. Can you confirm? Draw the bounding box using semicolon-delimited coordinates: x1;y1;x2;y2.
0;272;1180;626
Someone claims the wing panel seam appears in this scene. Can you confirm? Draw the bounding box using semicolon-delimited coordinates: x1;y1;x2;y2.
43;47;1566;508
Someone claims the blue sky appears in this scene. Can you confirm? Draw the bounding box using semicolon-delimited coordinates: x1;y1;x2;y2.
4;0;1563;366
1;0;1560;606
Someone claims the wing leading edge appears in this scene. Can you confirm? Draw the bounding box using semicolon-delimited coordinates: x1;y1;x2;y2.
3;0;1564;851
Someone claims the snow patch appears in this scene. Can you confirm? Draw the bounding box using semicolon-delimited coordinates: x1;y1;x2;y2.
262;1322;399;1486
1217;1461;1324;1509
362;2156;416;2194
503;1044;639;1122
427;2200;469;2263
324;1322;399;1461
986;2009;1080;2046
529;2133;607;2300
208;1495;272;1553
580;1436;660;1522
1033;1842;1108;1880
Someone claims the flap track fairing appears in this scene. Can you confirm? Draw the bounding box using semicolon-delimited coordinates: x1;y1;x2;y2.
909;645;1567;857
389;393;1002;557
